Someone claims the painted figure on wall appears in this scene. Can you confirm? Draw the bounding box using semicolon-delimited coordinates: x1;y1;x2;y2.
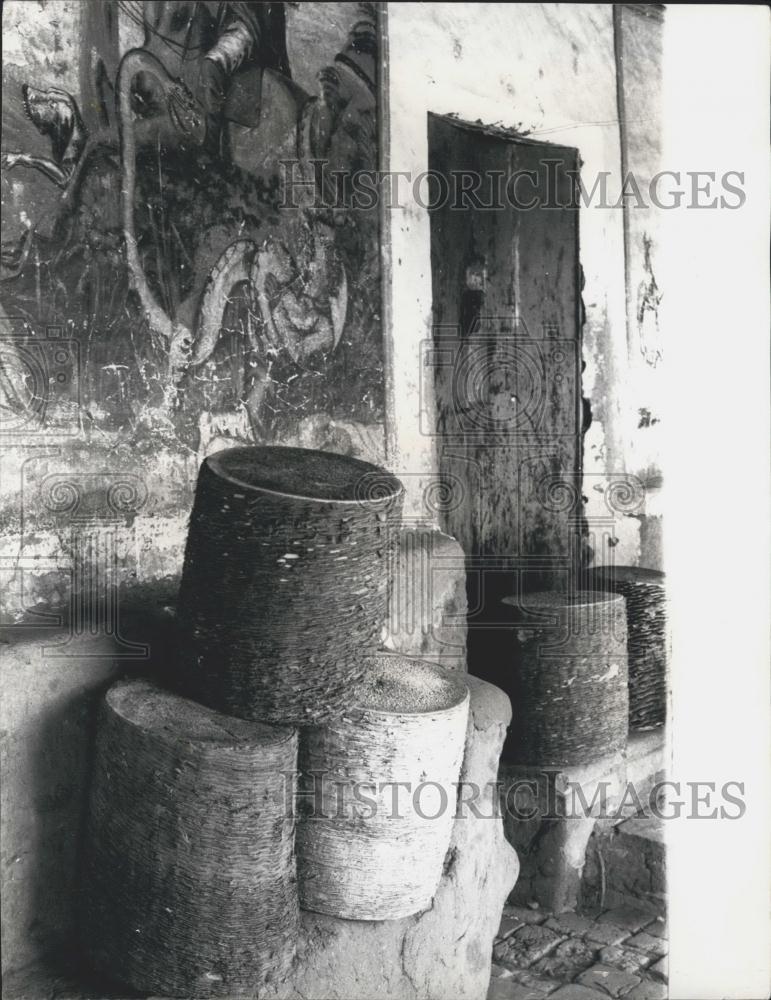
1;1;383;455
195;2;291;154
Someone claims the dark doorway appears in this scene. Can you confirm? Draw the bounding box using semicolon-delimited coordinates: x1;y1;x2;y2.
427;113;583;692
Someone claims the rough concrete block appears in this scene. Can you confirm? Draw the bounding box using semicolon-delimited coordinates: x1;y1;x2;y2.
498;913;526;940
497;925;565;970
624;979;668;1000
508;970;563;996
487;975;557;1000
625;931;667;958
598;945;652;973
597;905;655;933
643;917;667;940
584;922;629;947
544;913;597;938
648;956;668;982
502;731;666;914
531;937;598;980
582;817;666;917
549;985;611;1000
576;963;642;998
504;905;549;926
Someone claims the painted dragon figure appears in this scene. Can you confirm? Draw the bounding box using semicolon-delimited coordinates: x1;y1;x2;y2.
2;84;88;188
115;45;351;429
2;1;377;438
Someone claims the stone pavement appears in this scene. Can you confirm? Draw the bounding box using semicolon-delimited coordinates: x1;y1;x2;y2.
489;903;668;999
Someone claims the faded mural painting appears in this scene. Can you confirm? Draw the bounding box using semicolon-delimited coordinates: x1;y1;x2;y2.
0;1;384;616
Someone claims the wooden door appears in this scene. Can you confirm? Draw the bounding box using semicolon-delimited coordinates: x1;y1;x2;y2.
427;114;583;679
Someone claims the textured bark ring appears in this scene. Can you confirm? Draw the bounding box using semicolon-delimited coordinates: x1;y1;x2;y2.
297;652;469;920
176;446;404;724
79;678;299;997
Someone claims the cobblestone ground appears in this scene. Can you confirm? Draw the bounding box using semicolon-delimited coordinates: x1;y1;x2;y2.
489;904;668;999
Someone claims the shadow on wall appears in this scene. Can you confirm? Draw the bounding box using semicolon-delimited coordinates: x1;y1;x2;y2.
0;591;180;979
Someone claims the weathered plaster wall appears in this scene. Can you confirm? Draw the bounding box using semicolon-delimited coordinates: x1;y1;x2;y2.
614;3;665;569
1;1;80;94
1;1;81;243
384;2;663;568
1;3;665;620
0;1;387;620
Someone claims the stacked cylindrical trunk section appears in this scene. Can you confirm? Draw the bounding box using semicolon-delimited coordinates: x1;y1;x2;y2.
80;447;474;994
80;680;298;997
502;591;629;766
175;446;404;724
587;566;667;729
296;652;470;919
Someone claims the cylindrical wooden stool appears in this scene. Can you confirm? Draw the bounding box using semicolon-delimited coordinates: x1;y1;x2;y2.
501;591;629;765
296;652;469;920
176;446;404;725
587;566;667;729
79;679;298;997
